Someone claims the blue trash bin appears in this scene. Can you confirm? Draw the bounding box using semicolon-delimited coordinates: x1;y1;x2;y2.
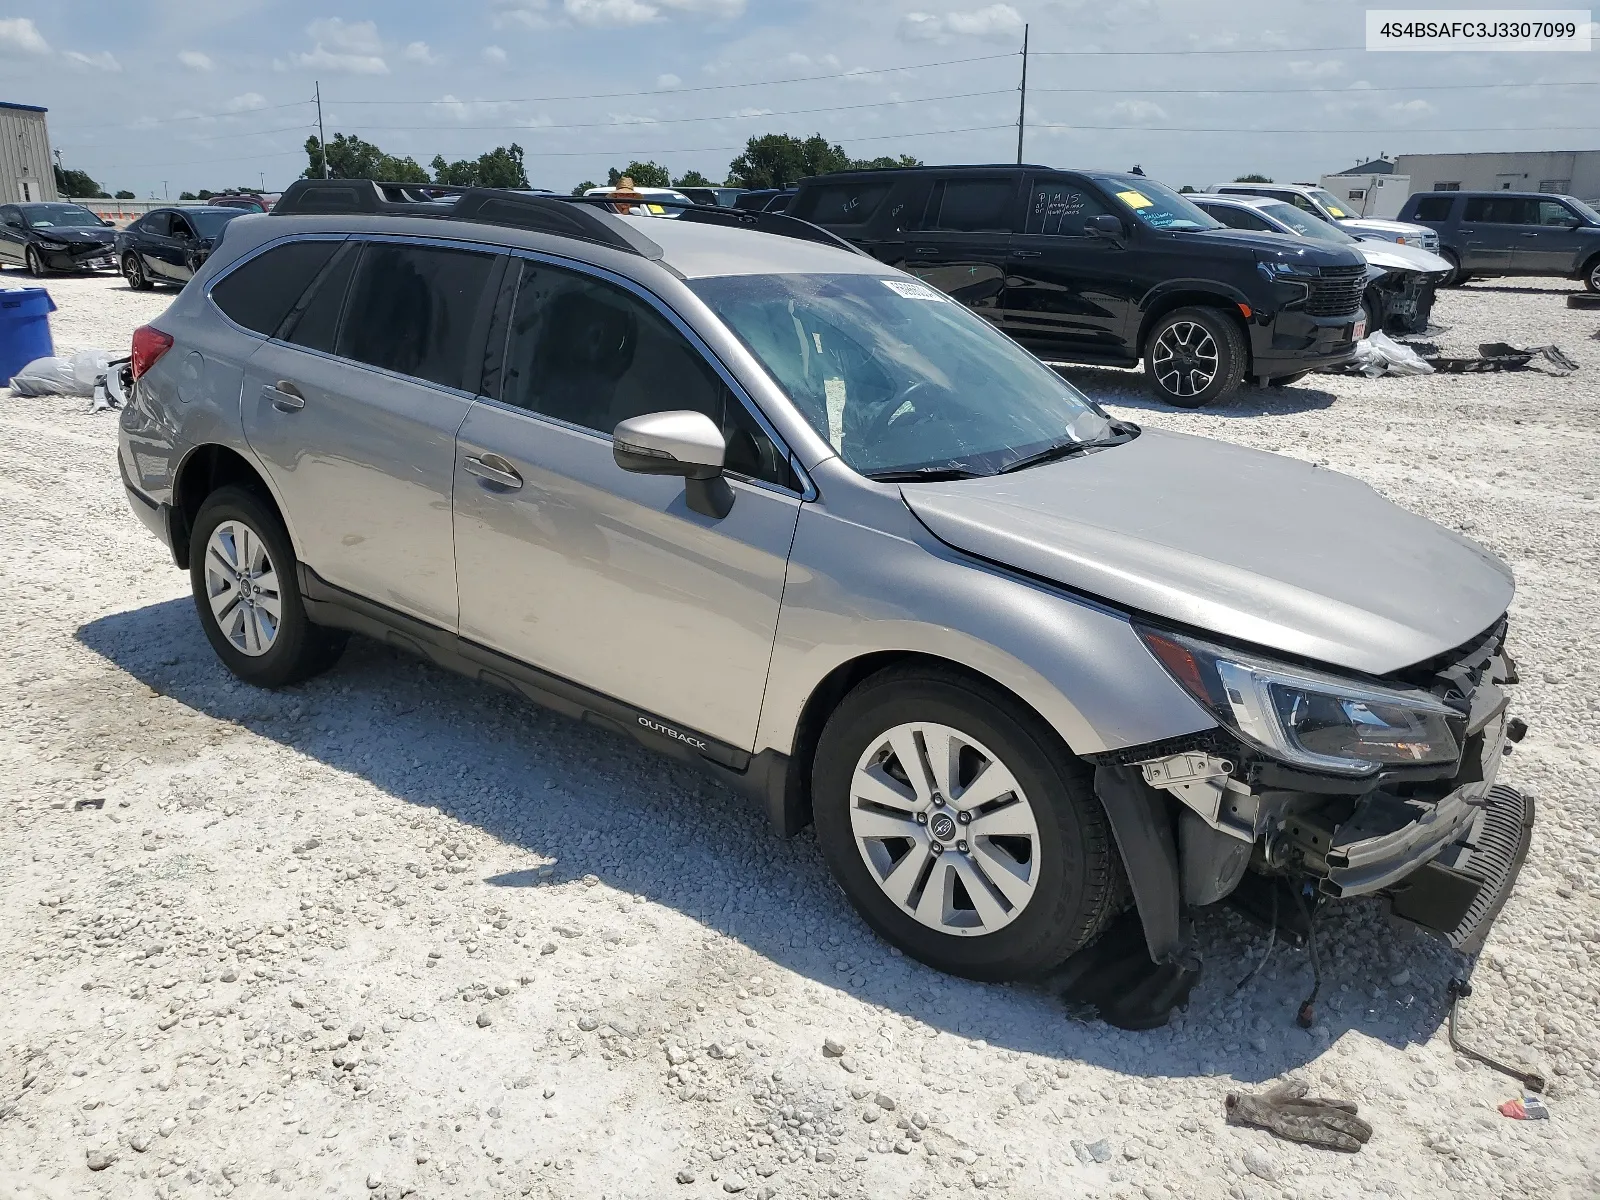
0;287;57;386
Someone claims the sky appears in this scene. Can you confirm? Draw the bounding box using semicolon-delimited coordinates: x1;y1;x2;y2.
1;0;1595;199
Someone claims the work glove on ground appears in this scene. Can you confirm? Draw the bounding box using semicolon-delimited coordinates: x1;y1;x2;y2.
1224;1080;1373;1152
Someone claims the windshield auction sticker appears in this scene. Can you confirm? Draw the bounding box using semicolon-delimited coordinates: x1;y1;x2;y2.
1366;9;1592;50
882;279;950;302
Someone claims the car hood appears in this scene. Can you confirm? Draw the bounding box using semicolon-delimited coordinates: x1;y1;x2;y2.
1185;226;1366;268
900;428;1514;676
1356;241;1452;274
35;227;114;244
1341;217;1432;239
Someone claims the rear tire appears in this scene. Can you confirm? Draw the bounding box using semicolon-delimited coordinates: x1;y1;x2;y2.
1142;306;1245;409
812;666;1123;982
123;253;152;291
188;486;346;688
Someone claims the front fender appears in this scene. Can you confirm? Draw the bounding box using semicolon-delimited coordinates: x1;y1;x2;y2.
756;473;1216;760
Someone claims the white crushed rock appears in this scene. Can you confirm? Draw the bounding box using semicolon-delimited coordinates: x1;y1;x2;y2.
1;269;1597;1200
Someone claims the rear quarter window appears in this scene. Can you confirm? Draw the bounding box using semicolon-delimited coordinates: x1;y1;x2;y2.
1409;195;1454;222
792;181;893;225
210;240;342;337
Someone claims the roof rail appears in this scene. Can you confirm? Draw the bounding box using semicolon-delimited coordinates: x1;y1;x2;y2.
271;179;864;259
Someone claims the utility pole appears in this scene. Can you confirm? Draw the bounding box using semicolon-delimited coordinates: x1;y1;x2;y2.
162;181;169;201
1016;23;1029;165
315;81;330;178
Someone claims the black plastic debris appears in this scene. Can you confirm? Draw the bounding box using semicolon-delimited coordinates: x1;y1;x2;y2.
1401;341;1579;374
1050;910;1201;1030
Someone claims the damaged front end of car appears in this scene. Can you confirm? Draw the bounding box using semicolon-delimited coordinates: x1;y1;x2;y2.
1071;618;1533;1027
1364;266;1441;334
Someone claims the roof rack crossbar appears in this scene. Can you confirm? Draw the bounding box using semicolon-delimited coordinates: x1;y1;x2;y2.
271;179;863;259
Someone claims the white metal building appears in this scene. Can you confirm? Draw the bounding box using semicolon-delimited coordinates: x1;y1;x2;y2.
1390;151;1600;200
0;101;57;204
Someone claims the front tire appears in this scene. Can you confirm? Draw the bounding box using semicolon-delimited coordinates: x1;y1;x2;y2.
189;486;345;688
25;246;47;277
1584;256;1600;294
123;252;152;290
1439;249;1466;287
812;666;1123;982
1143;306;1244;408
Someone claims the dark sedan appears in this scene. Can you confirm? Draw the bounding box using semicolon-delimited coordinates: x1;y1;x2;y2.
116;206;251;289
0;202;118;275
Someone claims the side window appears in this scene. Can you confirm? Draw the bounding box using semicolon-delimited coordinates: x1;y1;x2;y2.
793;181;892;225
1536;200;1575;226
1023;181;1110;235
0;206;19;228
210;240;341;336
499;262;797;489
1465;197;1534;224
923;179;1017;233
335;242;498;390
170;214;195;239
1284;193;1318;214
1209;206;1265;231
280;242;359;354
1411;195;1454;222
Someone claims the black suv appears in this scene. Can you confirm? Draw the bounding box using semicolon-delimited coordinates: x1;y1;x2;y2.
790;166;1368;406
1396;190;1600;291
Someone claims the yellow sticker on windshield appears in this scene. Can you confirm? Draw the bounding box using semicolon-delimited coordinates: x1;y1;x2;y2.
1116;190;1154;209
1326;204;1348;218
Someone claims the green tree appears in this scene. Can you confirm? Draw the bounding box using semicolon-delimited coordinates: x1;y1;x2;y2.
431;143;530;189
304;134;429;183
726;134;852;189
606;161;670;188
178;191;199;201
114;190;135;200
571;181;597;196
672;169;716;189
54;164;104;197
197;190;215;200
1234;173;1273;183
848;154;921;171
1178;185;1196;193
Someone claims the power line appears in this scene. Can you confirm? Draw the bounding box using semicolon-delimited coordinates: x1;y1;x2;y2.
509;122;1017;159
1032;45;1367;56
1030;79;1600;95
1031;121;1600;133
58;124;313;153
64;99;317;132
340;89;1014;134
326;52;1017;107
74;148;310;171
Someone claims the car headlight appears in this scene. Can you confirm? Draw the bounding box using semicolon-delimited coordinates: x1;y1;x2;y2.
1397;236;1419;246
36;239;70;251
1137;627;1461;775
1256;259;1321;282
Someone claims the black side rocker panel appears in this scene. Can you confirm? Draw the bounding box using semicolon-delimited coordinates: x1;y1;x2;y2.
297;566;803;834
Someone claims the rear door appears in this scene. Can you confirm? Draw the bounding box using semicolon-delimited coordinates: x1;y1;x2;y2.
452;257;803;751
1005;173;1137;360
168;212;207;281
240;236;503;629
1459;196;1527;271
899;174;1020;329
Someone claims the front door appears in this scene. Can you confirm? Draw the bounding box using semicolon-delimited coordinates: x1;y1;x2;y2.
1005;174;1136;361
0;206;24;265
1520;198;1585;272
897;174;1020;330
452;258;803;751
140;212;187;282
241;238;501;629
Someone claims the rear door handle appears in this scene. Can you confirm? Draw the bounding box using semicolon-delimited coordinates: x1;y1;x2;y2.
1013;249;1042;258
262;381;304;411
1520;232;1539;237
913;247;937;255
463;453;523;490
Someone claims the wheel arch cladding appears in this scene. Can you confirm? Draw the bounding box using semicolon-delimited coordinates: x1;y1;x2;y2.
171;444;278;570
1136;291;1250;361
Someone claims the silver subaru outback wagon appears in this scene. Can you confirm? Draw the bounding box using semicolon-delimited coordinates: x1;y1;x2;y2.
118;181;1532;1018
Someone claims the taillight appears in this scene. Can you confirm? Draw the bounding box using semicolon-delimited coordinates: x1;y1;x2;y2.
130;325;174;380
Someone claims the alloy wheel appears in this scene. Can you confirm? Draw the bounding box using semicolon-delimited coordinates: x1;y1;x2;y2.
25;246;44;277
124;254;145;289
203;520;282;656
1588;260;1600;293
1151;321;1218;399
848;721;1042;937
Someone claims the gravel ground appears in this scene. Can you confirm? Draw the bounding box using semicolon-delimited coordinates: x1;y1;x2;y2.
2;267;1598;1200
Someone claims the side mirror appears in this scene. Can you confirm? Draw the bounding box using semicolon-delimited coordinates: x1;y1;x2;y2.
101;218;115;227
1086;214;1124;241
613;410;734;519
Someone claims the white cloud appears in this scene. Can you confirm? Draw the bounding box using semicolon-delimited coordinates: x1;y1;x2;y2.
492;0;551;29
656;72;681;88
899;13;943;40
293;45;388;73
1103;99;1169;123
562;0;743;26
482;45;508;64
1287;58;1343;79
306;18;383;54
402;41;436;64
178;49;214;71
63;49;122;72
227;92;268;112
945;4;1023;38
0;17;49;56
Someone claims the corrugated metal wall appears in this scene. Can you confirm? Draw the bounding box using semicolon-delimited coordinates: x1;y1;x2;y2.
0;107;58;204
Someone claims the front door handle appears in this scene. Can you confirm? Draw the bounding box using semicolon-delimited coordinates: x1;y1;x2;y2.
262;381;305;411
912;247;937;255
463;453;523;490
1013;249;1042;258
1520;232;1539;237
